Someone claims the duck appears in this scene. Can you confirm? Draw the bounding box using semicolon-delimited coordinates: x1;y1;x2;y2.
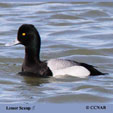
6;24;105;78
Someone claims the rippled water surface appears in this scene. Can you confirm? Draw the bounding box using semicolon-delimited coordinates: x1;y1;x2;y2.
0;2;113;104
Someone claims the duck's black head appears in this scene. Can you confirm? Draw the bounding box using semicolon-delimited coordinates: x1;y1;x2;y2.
16;24;41;61
17;24;41;48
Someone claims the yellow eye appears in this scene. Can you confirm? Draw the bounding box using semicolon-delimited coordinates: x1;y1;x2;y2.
22;33;26;36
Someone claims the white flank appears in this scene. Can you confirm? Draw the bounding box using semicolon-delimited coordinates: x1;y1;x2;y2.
50;66;90;78
47;59;90;78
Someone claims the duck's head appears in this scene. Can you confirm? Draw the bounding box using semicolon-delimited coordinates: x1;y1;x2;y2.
6;24;41;48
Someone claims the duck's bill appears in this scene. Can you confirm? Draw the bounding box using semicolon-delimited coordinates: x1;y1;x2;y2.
5;39;20;46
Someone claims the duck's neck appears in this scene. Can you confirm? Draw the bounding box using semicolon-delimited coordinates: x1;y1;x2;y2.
24;30;41;65
25;45;41;65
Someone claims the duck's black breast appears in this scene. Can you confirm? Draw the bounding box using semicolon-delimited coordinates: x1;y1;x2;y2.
21;61;53;77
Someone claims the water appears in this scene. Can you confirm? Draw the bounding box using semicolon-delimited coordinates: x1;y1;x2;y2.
0;2;113;104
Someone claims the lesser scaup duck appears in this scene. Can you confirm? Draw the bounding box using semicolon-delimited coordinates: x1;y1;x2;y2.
6;24;105;78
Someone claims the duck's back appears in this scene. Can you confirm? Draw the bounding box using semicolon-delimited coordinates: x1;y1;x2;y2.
47;59;77;70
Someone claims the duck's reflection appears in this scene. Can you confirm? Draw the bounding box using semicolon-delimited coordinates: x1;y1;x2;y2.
18;72;88;86
18;72;51;86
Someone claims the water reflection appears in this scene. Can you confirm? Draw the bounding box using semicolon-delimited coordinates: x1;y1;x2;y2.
22;75;50;86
